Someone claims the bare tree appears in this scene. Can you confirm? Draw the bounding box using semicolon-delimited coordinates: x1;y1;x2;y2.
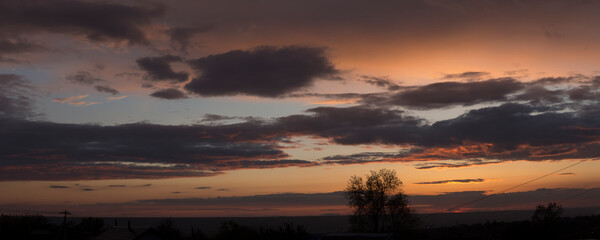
345;169;418;233
532;202;563;223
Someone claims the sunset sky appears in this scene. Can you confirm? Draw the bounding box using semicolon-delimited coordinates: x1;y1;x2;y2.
1;0;600;217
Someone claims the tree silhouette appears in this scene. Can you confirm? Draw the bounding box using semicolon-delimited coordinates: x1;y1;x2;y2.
532;202;563;223
532;202;565;239
345;169;418;233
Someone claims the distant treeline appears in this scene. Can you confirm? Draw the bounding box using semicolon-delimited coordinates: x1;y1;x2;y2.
1;213;599;240
421;214;600;239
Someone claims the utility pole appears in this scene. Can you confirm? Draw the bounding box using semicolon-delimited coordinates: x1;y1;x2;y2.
57;210;71;240
60;210;71;225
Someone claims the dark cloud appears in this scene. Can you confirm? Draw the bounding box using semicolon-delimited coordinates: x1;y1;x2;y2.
288;75;600;109
217;188;230;191
0;0;165;44
167;26;213;52
50;185;69;189
322;152;408;165
531;76;577;85
0;56;20;63
427;103;600;148
135;191;346;207
0;37;42;54
389;78;524;109
4;93;600;180
411;188;600;212
0;117;312;180
66;71;104;85
195;186;211;190
81;188;95;191
185;45;339;97
171;191;181;194
275;106;423;145
414;178;485;185
413;159;502;169
109;185;126;187
137;55;189;82
88;188;600;214
360;75;401;91
568;86;600;101
280;103;600;161
200;114;237;123
150;88;187;100
559;172;575;175
514;86;564;104
442;71;490;80
0;74;36;119
94;85;119;95
313;103;600;166
66;71;119;95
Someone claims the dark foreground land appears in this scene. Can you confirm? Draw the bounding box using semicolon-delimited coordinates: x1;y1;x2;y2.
2;207;600;239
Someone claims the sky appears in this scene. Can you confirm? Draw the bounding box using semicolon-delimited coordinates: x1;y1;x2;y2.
1;0;600;217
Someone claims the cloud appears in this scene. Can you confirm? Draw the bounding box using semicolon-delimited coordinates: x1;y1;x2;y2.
195;186;211;190
109;185;126;187
0;36;43;55
81;188;95;191
200;114;238;123
558;172;575;176
184;45;339;97
389;78;524;109
290;75;600;109
50;185;69;189
66;71;104;85
150;88;187;100
85;188;600;215
0;117;313;180
94;85;119;95
514;86;564;104
107;96;127;100
360;75;401;91
414;178;485;185
442;71;490;80
275;106;423;145
0;74;36;119
167;26;213;52
0;0;165;44
322;152;408;164
5;93;600;180
137;55;189;82
134;191;346;207
52;95;99;106
106;96;127;101
66;71;119;95
413;159;503;169
410;188;600;212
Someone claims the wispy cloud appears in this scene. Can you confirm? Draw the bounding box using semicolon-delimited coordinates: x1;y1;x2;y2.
414;178;485;185
52;95;100;106
106;95;127;101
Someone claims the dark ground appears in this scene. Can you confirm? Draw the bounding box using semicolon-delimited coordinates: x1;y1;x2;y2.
3;207;599;239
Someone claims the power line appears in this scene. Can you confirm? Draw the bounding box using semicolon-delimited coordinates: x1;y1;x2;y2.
559;187;597;204
445;159;587;212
